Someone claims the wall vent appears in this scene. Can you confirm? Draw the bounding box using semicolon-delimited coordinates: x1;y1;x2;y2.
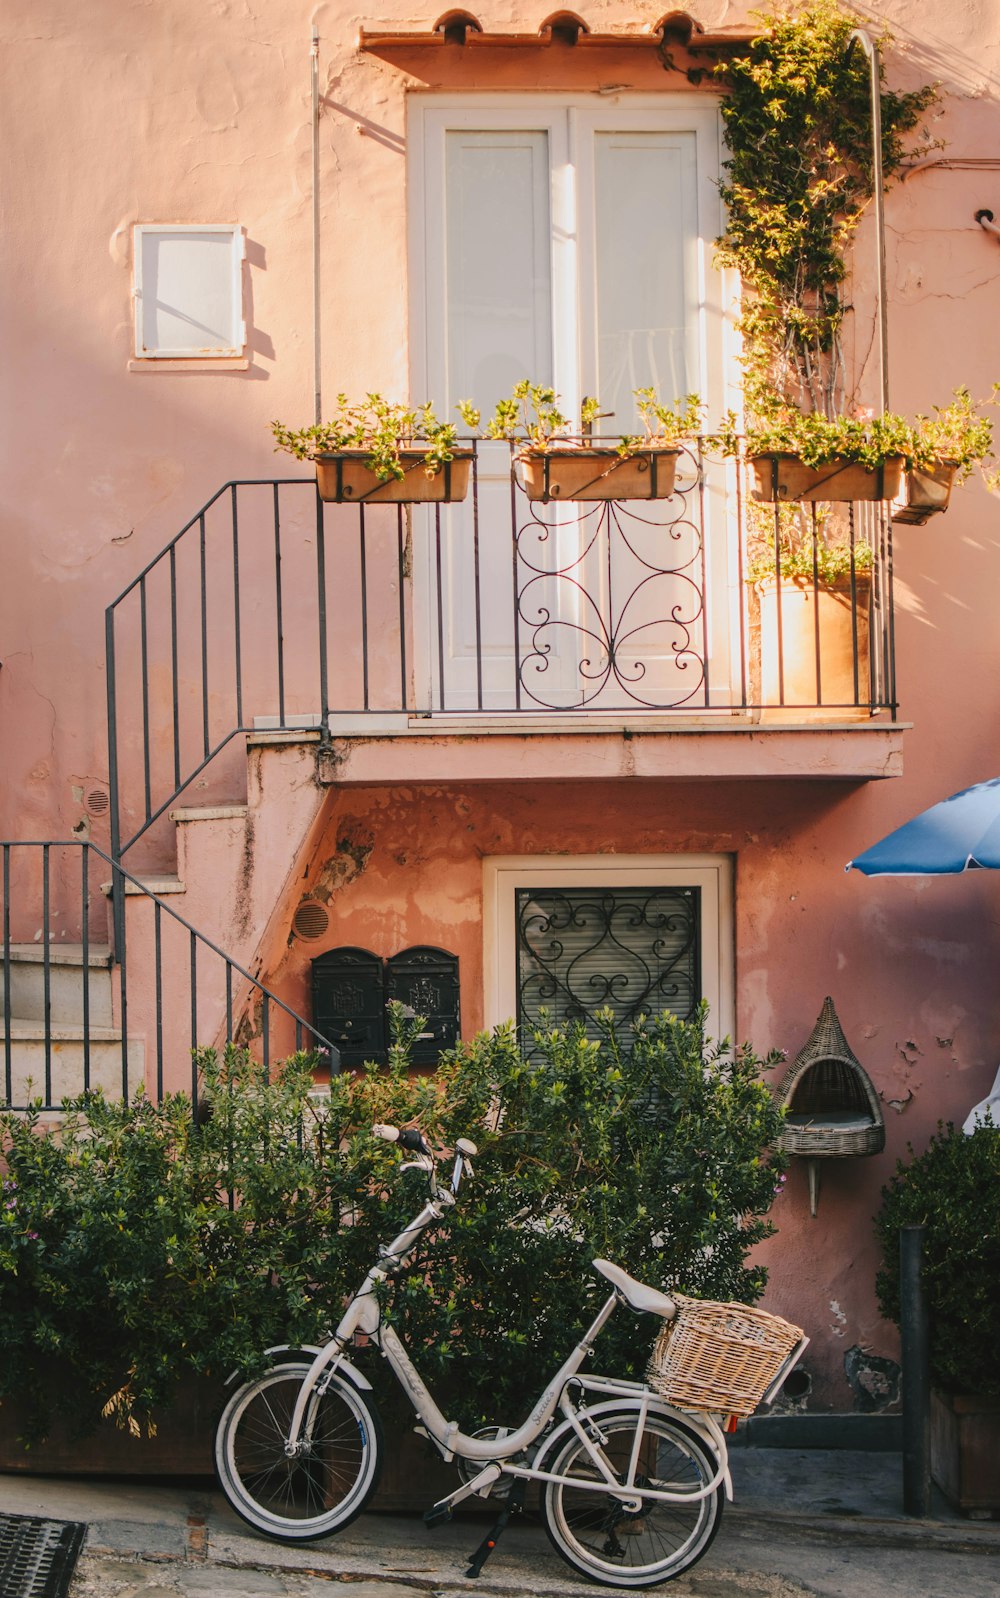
293;899;330;940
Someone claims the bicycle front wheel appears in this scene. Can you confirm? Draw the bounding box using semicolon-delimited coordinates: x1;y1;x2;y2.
540;1406;723;1588
215;1361;383;1542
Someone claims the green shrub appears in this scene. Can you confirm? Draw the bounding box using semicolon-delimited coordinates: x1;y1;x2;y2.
1;1006;786;1439
874;1122;1000;1397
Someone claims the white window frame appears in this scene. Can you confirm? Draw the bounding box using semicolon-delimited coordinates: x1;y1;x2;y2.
132;224;246;359
408;93;734;426
407;95;744;715
483;853;735;1042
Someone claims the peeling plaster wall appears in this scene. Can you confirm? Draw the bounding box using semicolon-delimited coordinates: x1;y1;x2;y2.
6;0;1000;844
259;775;1000;1407
4;0;1000;1409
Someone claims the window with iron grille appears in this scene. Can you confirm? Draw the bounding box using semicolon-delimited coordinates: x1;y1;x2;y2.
516;886;700;1046
484;855;733;1046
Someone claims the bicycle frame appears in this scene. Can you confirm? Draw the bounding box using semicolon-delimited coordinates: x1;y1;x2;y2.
283;1177;732;1508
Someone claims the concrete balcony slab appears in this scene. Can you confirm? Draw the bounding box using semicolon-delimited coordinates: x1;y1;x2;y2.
315;718;908;786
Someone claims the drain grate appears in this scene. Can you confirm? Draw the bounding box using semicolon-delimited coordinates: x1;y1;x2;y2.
0;1514;86;1598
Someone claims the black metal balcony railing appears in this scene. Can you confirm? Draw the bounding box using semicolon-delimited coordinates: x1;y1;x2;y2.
1;842;338;1111
105;443;896;864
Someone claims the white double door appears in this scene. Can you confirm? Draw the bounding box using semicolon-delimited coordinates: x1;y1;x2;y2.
408;96;736;713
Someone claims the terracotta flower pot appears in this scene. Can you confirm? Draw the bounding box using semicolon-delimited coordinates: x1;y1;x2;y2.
755;574;872;720
891;462;957;525
518;446;680;502
315;448;473;505
749;453;904;504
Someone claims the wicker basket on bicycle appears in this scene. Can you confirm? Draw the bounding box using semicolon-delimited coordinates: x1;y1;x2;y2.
647;1295;804;1417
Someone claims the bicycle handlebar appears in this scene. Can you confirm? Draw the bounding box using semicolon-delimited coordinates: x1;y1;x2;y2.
372;1123;477;1195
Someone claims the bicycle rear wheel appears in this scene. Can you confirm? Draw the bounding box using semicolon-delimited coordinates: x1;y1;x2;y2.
540;1405;723;1587
215;1361;383;1542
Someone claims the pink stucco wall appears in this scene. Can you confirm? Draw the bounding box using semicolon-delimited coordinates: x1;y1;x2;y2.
257;775;999;1406
4;2;1000;1410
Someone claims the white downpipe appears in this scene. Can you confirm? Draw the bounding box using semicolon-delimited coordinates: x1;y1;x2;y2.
311;24;322;424
845;30;888;416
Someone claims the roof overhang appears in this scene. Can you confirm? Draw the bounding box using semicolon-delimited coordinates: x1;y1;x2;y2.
359;10;755;59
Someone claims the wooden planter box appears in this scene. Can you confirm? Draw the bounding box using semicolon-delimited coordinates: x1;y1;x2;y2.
749;453;904;504
519;446;679;502
0;1376;222;1477
755;574;872;719
315;448;473;505
931;1389;1000;1517
892;462;957;526
0;1379;455;1511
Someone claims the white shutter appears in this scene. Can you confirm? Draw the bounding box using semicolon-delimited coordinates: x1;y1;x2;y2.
133;225;245;358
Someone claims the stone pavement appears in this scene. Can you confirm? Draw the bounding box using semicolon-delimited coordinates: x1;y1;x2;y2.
0;1451;997;1598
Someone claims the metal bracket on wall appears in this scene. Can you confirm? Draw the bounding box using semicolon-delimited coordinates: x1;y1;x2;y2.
975;208;1000;243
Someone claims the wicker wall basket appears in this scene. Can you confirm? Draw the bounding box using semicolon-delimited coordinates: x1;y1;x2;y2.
778;997;885;1159
647;1295;805;1417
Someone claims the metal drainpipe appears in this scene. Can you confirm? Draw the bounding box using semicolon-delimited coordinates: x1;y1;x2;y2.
900;1224;931;1517
845;29;889;416
312;24;322;425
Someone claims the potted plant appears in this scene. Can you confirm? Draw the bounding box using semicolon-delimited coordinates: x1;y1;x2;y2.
874;1122;1000;1516
271;394;473;504
739;495;875;714
468;382;703;503
717;406;913;504
893;387;996;525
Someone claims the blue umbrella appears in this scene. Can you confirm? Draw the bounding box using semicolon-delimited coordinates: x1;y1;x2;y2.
847;777;1000;875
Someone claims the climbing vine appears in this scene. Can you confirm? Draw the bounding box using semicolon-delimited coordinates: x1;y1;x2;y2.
715;1;937;420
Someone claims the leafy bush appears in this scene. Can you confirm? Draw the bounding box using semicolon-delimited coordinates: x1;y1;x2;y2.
271;394;464;482
1;1007;785;1440
874;1122;1000;1397
0;1051;342;1439
471;381;704;458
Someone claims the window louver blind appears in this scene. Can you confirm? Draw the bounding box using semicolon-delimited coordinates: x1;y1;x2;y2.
515;886;700;1046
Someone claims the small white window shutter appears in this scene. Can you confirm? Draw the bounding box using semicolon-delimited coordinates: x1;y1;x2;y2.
133;225;246;358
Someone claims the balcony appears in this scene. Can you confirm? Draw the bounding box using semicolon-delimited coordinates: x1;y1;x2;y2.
106;442;904;859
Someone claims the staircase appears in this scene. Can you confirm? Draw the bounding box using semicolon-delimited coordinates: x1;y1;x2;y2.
1;834;336;1111
1;941;144;1108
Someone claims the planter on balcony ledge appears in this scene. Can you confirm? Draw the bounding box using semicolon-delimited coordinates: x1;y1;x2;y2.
315;447;473;505
517;445;680;503
749;453;905;505
755;572;872;720
891;461;957;525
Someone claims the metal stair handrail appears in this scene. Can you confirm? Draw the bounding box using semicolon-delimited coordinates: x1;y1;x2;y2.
2;839;338;1111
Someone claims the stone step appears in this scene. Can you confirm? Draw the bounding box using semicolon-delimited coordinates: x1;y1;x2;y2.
1;1024;145;1105
169;805;249;823
1;943;113;966
99;875;185;898
0;944;114;1026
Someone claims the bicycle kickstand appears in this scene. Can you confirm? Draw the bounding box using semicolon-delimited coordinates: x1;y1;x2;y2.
465;1480;526;1580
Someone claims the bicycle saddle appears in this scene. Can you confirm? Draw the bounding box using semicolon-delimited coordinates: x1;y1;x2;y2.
592;1258;677;1319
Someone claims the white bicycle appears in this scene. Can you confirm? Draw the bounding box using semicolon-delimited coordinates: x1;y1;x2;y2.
215;1125;802;1588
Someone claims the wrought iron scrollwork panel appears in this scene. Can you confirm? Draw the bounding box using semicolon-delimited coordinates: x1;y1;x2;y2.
516;887;700;1048
513;445;707;710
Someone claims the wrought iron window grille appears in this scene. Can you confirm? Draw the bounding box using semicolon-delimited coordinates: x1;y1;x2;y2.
515;886;701;1052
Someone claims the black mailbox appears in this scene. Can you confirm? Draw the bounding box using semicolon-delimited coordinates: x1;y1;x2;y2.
311;945;460;1068
311;947;386;1067
386;946;461;1067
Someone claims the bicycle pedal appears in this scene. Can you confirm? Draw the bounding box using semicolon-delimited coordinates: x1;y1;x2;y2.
423;1502;454;1529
